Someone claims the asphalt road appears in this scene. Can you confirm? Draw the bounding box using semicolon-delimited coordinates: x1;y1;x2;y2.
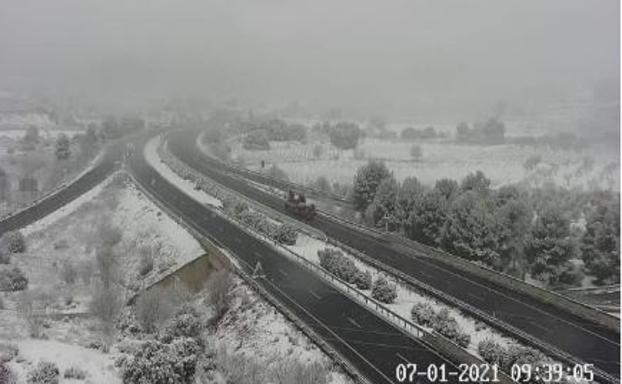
168;130;620;378
0;143;123;236
127;136;461;384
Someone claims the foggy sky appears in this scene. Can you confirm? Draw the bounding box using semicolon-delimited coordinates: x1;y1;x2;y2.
0;0;619;118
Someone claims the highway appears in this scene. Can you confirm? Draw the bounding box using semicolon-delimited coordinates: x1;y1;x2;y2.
0;143;123;236
167;129;620;379
126;135;460;384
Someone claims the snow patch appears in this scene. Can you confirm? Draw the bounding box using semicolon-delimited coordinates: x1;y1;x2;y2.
144;135;222;208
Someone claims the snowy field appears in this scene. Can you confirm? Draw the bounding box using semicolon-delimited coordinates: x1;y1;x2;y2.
0;169;352;383
229;137;619;191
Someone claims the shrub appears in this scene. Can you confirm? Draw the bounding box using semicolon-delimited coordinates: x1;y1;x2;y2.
243;130;270;150
2;231;25;253
27;361;59;384
161;311;202;342
354;270;372;290
138;251;154;277
134;288;174;333
120;339;200;384
63;366;86;380
270;359;329;384
60;261;77;285
478;339;506;366
0;248;9;264
410;302;436;327
272;224;298;245
205;270;233;325
433;309;471;348
0;362;17;384
0;267;28;291
0;343;18;362
371;276;397;304
317;248;360;284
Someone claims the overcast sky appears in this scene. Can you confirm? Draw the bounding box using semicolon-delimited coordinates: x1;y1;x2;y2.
0;0;619;118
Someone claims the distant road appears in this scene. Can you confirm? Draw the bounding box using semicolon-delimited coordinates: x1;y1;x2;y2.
168;129;620;379
127;135;459;384
0;143;123;236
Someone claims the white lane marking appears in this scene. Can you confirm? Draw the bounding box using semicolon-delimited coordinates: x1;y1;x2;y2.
346;316;362;329
395;352;410;364
278;268;289;278
253;251;263;259
309;289;322;300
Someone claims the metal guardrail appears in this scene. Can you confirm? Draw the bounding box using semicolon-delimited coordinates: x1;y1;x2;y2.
175;132;618;384
197;132;352;204
125;166;372;384
0;147;109;223
152;141;520;384
159;136;327;242
198;130;621;332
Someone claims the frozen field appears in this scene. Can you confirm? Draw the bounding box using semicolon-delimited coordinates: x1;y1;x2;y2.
232;137;619;190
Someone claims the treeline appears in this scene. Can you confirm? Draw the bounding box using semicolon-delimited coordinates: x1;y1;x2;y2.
311;121;362;150
455;118;506;144
400;126;442;141
352;161;620;287
240;119;306;150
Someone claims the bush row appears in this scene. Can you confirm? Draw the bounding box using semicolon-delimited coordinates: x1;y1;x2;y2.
159;144;298;246
411;303;470;348
317;248;399;303
223;198;298;245
478;338;550;374
317;248;371;290
118;307;203;384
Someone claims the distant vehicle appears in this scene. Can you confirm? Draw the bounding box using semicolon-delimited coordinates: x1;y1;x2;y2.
284;190;316;220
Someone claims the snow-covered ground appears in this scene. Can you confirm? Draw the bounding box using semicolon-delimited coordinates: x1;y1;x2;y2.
6;339;121;384
229;136;618;191
20;171;116;237
286;234;515;357
0;165;353;383
213;277;351;384
144;135;222;208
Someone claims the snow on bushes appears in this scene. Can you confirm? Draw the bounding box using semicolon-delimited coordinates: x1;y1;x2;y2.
223;196;299;246
1;230;25;253
119;308;204;384
27;361;59;384
318;248;360;284
410;302;436;327
411;303;470;348
354;270;372;290
317;248;373;290
478;338;550;374
0;362;17;384
272;223;298;245
0;266;28;291
371;276;397;304
63;366;87;380
119;338;201;384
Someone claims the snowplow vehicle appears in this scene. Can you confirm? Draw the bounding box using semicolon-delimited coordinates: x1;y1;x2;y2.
284;190;316;220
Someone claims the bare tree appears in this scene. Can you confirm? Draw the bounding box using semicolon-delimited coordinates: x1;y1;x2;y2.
205;269;234;323
90;284;123;352
134;287;174;333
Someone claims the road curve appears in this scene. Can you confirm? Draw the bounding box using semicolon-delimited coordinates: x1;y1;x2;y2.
168;129;620;378
127;135;464;384
0;143;123;236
